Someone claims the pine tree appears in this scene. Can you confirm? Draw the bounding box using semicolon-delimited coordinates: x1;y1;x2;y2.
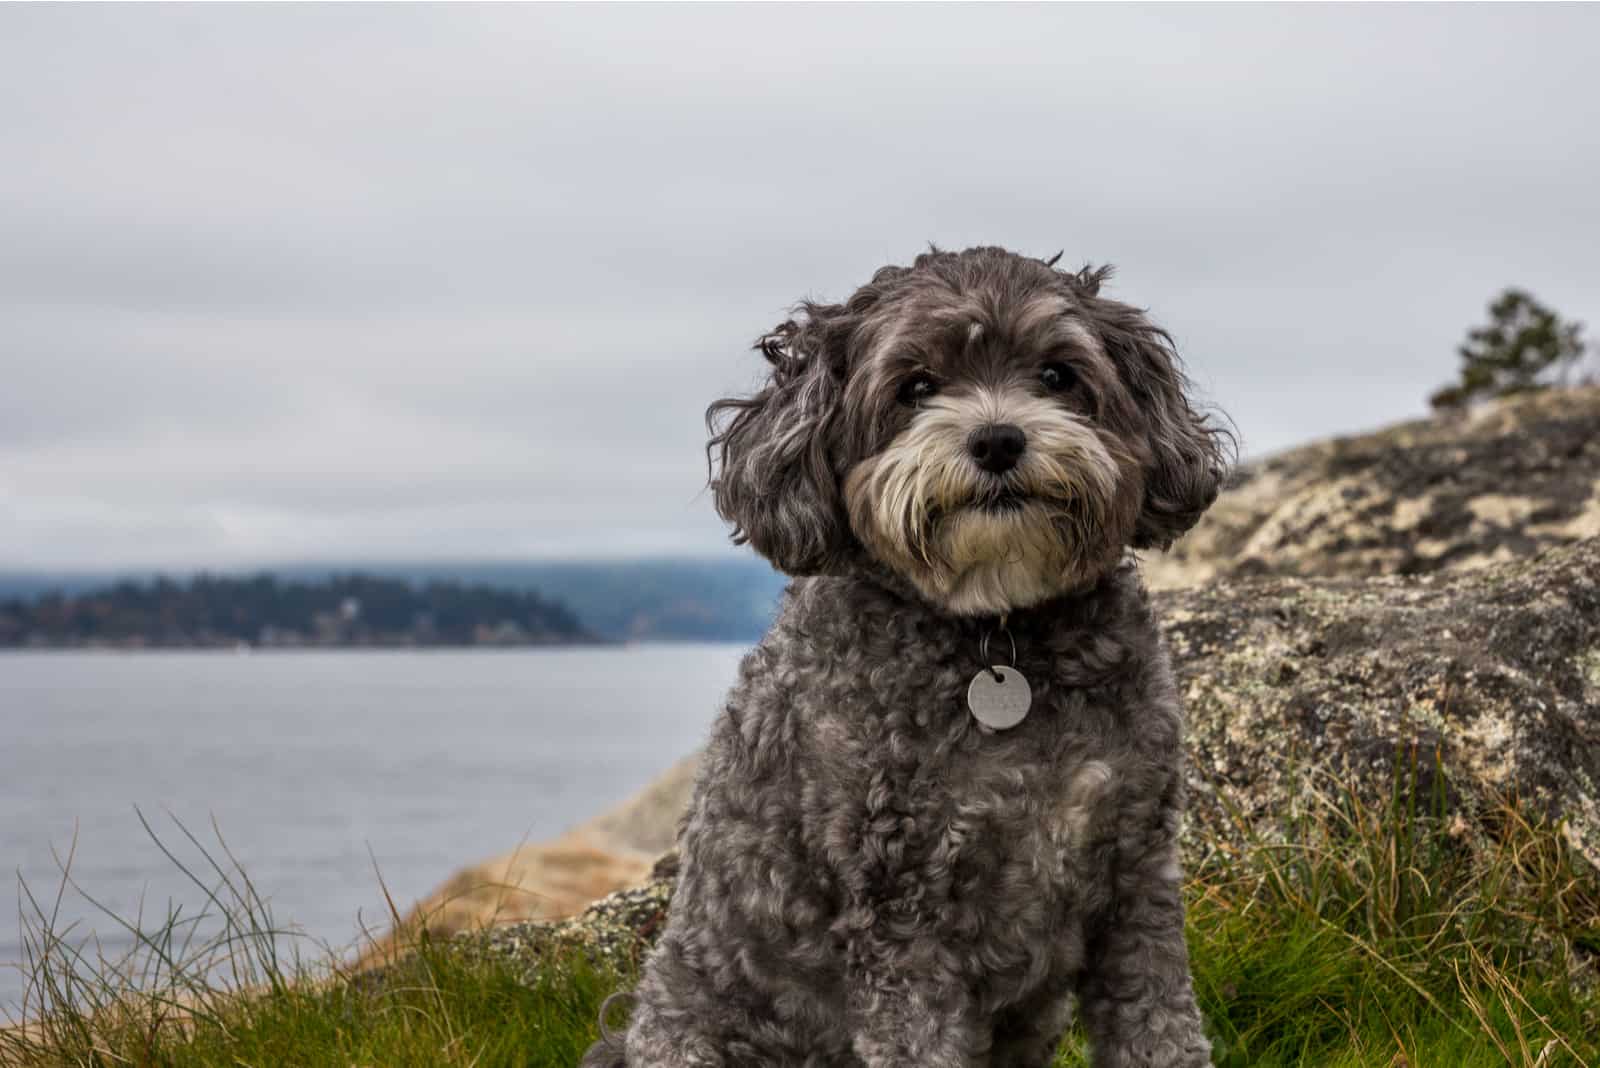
1430;289;1588;409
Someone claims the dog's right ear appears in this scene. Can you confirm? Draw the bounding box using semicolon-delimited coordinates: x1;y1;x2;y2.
706;305;852;575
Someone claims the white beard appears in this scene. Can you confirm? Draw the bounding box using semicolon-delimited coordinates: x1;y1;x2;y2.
844;386;1128;616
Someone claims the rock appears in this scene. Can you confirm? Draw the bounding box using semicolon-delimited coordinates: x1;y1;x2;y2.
469;876;675;981
1167;536;1600;872
1140;385;1600;590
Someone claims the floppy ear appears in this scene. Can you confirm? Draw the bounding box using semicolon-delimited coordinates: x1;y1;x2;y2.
1075;278;1231;550
706;305;853;575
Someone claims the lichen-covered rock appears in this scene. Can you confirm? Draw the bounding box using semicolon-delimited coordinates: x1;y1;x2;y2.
468;875;674;980
1167;536;1600;871
1141;386;1600;590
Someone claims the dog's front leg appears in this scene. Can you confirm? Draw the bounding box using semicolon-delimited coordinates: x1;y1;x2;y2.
1075;783;1211;1068
846;974;988;1068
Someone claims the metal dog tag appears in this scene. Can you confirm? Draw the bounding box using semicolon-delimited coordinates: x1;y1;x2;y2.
967;666;1031;731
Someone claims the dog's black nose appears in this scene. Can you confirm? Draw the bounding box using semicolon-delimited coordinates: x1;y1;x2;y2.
968;424;1027;474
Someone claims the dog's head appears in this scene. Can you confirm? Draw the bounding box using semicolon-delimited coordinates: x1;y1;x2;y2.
708;246;1230;616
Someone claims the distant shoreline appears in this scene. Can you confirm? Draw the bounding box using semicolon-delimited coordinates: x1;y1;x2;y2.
0;559;784;645
0;638;612;652
0;571;598;650
0;637;755;652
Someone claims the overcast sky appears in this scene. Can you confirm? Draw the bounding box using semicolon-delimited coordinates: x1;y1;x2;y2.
3;4;1596;571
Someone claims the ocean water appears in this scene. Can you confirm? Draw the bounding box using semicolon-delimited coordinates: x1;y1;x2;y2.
0;644;748;1016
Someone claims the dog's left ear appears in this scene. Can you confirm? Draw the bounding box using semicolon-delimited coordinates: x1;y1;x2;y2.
1074;281;1231;550
705;305;854;575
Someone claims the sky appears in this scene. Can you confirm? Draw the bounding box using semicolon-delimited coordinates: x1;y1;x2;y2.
3;4;1597;571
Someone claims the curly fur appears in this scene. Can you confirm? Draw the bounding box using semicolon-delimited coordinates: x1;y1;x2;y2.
584;246;1229;1067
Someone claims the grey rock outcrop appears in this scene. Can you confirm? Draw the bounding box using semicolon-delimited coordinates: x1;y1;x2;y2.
1141;385;1600;590
1169;535;1600;871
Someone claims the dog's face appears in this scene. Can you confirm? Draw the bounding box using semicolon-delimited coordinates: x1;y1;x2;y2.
709;247;1228;616
839;291;1142;615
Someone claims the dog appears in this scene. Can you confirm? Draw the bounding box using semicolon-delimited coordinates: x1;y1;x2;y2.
582;246;1228;1067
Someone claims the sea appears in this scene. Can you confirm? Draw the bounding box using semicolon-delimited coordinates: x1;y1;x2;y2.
0;644;749;1017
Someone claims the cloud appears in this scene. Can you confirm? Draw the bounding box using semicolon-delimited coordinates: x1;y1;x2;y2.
3;4;1597;567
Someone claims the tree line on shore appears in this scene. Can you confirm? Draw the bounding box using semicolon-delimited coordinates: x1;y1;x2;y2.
0;572;595;648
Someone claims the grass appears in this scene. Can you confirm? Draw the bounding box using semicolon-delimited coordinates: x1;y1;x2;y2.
1176;747;1599;1067
2;811;628;1068
4;752;1596;1067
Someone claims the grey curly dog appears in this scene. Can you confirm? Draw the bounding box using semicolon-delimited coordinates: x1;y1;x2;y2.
582;246;1229;1067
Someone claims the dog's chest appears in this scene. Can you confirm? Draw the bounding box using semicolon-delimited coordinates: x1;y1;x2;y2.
806;673;1122;906
793;674;1123;1003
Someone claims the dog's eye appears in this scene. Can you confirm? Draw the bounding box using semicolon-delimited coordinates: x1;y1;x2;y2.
1039;362;1076;393
898;373;939;406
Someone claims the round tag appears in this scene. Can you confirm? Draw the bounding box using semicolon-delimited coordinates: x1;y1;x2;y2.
966;665;1031;731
